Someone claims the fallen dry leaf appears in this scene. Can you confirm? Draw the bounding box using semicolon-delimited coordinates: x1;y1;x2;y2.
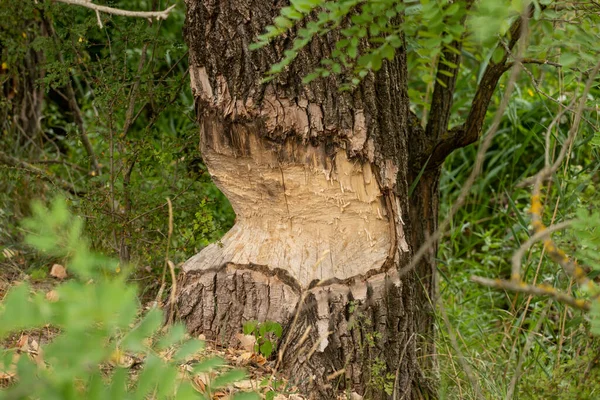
30;340;45;367
2;248;16;259
46;290;59;302
233;379;254;390
109;349;135;368
191;372;209;393
236;351;253;364
16;334;29;351
234;333;256;352
253;354;267;366
50;264;67;279
0;369;16;383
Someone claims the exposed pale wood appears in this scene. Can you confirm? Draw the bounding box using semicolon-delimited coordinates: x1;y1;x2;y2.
182;110;409;287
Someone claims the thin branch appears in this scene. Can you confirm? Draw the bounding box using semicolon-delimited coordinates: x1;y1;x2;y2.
27;158;88;173
471;277;590;311
0;151;81;195
426;3;540;168
506;301;551;400
424;0;475;146
438;299;485;400
123;42;149;135
475;61;600;313
504;58;562;69
52;0;176;28
519;59;600;187
510;220;573;281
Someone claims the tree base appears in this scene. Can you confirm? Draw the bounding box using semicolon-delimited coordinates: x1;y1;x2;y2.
175;262;431;399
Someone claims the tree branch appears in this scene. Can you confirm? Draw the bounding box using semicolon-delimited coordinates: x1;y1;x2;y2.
505;58;562;70
52;0;176;28
426;3;539;168
471;276;590;311
424;0;475;147
0;151;82;195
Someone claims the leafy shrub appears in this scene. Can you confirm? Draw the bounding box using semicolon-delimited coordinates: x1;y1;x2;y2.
0;197;257;400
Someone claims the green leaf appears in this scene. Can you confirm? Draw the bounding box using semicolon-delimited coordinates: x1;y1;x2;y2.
259;341;273;358
157;323;188;350
243;320;258;335
281;7;303;20
559;52;578;67
193;357;226;373
174;339;205;362
122;308;163;351
274;16;293;29
382;45;394;61
211;369;247;389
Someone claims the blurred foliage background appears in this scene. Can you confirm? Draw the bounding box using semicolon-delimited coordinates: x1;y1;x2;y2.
1;0;600;399
0;0;234;300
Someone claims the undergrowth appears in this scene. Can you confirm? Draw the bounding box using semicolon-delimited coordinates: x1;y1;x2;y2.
0;197;256;400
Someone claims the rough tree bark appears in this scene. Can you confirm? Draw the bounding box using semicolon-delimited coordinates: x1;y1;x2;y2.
175;1;527;398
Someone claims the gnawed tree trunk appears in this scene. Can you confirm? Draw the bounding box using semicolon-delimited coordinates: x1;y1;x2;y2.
176;1;439;398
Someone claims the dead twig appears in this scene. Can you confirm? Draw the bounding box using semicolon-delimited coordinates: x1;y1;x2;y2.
52;0;176;28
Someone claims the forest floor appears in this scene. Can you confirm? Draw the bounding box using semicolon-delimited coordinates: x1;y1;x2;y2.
0;260;314;399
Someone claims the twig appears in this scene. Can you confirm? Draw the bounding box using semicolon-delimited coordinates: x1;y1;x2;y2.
427;3;541;167
122;42;149;135
45;18;101;175
52;0;177;28
0;150;81;195
520;59;600;187
155;198;174;308
471;276;590;311
504;58;562;70
510;220;573;281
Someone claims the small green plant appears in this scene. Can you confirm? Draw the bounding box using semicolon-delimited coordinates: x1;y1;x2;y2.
242;320;283;359
28;268;47;281
260;376;294;400
0;196;258;400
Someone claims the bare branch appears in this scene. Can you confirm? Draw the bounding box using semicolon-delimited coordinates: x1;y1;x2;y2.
518;59;600;187
471;277;590;311
510;220;573;281
438;299;485;400
52;0;176;28
473;60;600;315
505;58;562;69
506;301;551;399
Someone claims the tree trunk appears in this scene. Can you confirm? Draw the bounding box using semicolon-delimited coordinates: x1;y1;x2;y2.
176;1;438;398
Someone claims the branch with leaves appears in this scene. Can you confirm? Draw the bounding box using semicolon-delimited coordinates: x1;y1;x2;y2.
425;3;540;169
